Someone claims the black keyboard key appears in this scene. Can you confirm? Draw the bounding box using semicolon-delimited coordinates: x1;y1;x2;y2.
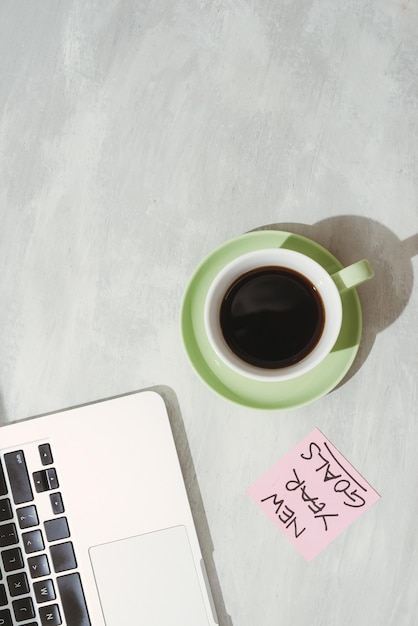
38;444;53;466
50;542;77;573
2;547;24;571
28;554;50;579
39;604;61;626
17;504;39;529
57;573;91;626
49;493;64;515
0;522;18;547
23;529;45;554
4;451;33;505
34;579;56;603
0;583;7;606
12;596;35;621
33;469;59;493
45;518;70;542
7;572;30;597
0;499;12;522
0;608;12;626
0;461;7;497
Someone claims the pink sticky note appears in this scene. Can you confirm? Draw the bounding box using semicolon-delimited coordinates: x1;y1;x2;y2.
248;428;380;561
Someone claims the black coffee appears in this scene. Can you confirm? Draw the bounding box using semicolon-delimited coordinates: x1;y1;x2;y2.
220;266;325;369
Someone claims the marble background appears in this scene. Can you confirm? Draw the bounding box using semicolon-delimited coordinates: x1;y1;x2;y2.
0;1;417;625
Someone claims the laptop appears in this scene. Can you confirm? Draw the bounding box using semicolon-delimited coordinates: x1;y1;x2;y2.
0;390;218;626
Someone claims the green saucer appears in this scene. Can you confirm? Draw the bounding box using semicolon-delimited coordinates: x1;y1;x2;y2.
181;231;362;410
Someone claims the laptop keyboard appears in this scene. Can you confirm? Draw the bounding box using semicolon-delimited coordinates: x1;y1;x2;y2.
0;444;91;626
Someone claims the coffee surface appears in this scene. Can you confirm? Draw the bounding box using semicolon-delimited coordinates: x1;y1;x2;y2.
220;266;325;369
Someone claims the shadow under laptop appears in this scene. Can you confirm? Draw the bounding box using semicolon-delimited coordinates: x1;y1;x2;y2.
149;384;234;626
252;216;417;387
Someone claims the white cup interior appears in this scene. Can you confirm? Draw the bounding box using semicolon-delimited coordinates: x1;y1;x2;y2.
204;249;343;381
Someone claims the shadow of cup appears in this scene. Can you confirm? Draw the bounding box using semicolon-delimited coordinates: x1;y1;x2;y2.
253;216;417;384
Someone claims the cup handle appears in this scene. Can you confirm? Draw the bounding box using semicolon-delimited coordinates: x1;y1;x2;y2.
331;259;374;294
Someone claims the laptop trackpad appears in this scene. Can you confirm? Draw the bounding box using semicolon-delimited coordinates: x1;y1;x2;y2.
90;525;210;625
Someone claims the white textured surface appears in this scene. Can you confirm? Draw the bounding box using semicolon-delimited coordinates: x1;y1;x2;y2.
0;2;417;625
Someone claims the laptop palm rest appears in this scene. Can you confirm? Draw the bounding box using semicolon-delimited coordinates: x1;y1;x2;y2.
89;525;210;625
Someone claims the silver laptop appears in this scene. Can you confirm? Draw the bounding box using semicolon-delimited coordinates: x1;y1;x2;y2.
0;390;218;626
